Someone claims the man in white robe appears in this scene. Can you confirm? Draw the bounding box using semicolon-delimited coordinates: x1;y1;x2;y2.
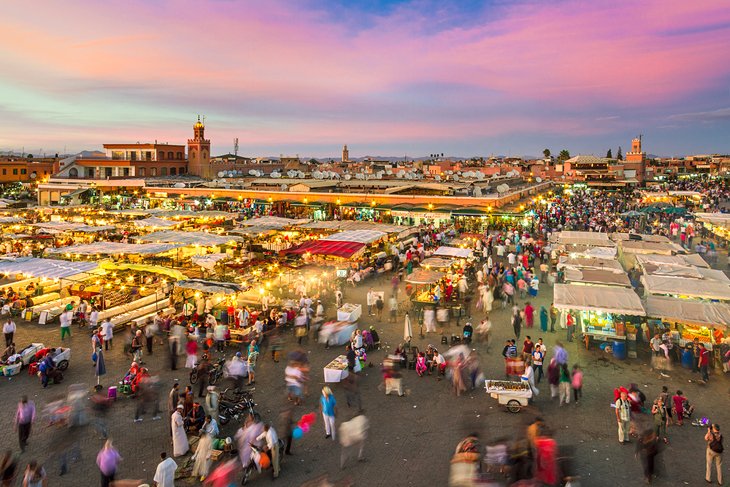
171;404;189;457
153;451;177;487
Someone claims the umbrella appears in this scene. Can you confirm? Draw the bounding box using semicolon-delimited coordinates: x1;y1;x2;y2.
620;210;643;217
94;347;106;389
403;313;412;343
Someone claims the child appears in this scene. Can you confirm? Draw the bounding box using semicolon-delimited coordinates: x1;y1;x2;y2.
415;352;427;377
571;364;583;403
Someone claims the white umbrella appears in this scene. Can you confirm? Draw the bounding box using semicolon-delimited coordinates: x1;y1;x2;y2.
403;313;412;343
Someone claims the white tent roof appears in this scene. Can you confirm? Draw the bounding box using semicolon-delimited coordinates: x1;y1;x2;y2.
46;242;184;256
619;240;685;255
0;257;98;279
174;279;245;295
433;246;473;259
145;209;236;220
300;220;416;235
563;269;632;287
191;253;229;270
320;230;386;244
239;216;310;229
0;216;24;224
135;231;241;246
557;257;624;273
553;283;645;316
635;253;710;269
133;217;180;229
551;231;616;247
645;296;730;328
31;222;116;233
641;274;730;301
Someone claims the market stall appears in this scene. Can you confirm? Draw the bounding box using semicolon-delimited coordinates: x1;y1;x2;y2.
319;321;358;347
323;355;351;383
641;274;730;301
553;283;645;353
432;246;473;259
337;303;362;322
645;295;729;353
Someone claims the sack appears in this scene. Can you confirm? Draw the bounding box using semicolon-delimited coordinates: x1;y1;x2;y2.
710;433;724;453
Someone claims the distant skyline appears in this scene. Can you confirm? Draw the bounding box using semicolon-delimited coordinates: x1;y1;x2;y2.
1;0;729;158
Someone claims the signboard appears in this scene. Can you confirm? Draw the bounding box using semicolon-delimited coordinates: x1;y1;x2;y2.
39;310;49;325
391;210;444;219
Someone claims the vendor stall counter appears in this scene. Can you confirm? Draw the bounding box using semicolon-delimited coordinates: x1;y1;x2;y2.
337;303;361;322
324;355;351;383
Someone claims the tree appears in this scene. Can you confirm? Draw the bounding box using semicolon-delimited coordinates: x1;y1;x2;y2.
616;146;623;161
606;149;613;159
543;149;551;159
558;149;570;161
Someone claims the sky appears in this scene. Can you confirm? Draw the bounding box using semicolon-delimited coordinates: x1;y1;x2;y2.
1;0;729;158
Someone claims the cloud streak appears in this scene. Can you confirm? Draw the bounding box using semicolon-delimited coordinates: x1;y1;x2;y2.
0;0;728;156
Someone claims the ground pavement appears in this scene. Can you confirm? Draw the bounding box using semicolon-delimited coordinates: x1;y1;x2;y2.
0;264;728;486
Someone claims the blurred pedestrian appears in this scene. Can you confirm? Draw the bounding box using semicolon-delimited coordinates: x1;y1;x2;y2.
153;452;177;487
96;439;122;487
635;429;659;484
14;396;35;452
339;415;369;469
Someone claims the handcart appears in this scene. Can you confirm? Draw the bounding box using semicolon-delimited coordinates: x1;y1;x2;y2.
485;380;532;413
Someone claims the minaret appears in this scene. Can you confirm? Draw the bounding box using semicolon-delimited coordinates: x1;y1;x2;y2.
187;115;211;178
342;145;349;163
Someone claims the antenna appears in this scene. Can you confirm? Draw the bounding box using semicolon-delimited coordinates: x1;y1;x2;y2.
234;138;239;157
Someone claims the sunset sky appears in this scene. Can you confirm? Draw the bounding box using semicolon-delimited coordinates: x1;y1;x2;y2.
1;0;729;158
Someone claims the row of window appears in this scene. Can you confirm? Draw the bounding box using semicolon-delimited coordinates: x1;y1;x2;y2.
138;167;186;176
2;168;27;175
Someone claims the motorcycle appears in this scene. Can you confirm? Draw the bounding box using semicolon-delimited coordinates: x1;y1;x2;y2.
218;394;259;425
190;357;225;385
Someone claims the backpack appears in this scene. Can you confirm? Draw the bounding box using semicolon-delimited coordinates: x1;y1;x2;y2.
710;433;724;454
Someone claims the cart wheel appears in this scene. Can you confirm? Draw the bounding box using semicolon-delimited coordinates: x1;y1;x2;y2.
190;370;199;384
506;400;521;413
57;360;69;371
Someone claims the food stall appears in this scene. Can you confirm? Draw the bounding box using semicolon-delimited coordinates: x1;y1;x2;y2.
645;296;729;359
319;321;358;347
337;303;362;322
324;355;352;383
553;283;646;355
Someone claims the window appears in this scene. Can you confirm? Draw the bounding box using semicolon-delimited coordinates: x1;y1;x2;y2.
161;167;168;176
145;151;152;161
2;169;5;175
167;151;173;159
170;167;177;176
179;167;186;175
87;168;94;178
151;168;157;177
190;151;196;161
105;168;112;178
177;152;183;160
129;152;137;161
123;168;130;177
12;169;18;175
69;168;78;178
158;151;164;160
21;169;26;175
138;167;146;177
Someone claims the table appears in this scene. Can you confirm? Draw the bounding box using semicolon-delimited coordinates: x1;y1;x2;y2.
324;355;350;383
318;321;357;346
337;303;362;322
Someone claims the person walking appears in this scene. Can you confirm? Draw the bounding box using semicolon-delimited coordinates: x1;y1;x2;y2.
339;415;369;469
705;423;723;485
204;386;220;424
558;363;571;406
100;318;113;350
167;382;180;435
320;387;337;441
549;303;557;333
571;364;583;403
699;343;711;383
59;309;72;341
615;389;632;444
635;429;660;484
511;308;522;340
96;439;122;487
14;396;35;452
3;319;15;348
366;289;375;316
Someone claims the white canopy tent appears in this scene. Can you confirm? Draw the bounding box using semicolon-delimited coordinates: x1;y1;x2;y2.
0;257;98;280
133;217;181;229
174;279;245;295
31;222;116;233
645;296;730;328
553;283;645;316
433;246;472;259
300;220;416;236
46;242;184;256
641;274;730;301
239;216;310;229
635;253;710;269
550;231;616;248
191;253;230;270
557;257;624;273
320;230;387;244
135;231;241;246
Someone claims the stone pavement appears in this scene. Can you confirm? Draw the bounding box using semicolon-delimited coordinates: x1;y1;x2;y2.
0;265;728;486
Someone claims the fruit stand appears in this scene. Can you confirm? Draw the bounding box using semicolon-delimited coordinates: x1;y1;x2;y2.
485;380;532;413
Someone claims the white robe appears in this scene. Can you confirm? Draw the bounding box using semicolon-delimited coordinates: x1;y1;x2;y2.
154;457;178;487
171;411;189;457
193;421;218;478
